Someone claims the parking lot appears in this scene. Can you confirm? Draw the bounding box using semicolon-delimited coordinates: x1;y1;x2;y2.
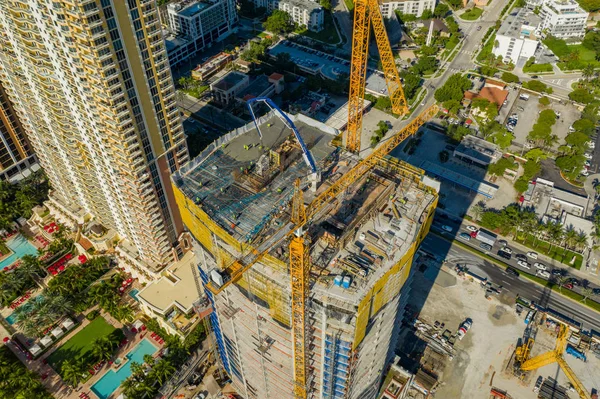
269;41;388;95
506;94;580;153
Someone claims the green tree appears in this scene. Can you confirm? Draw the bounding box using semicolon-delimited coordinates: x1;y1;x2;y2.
569;88;595;104
581;286;596;303
501;72;519;83
524;80;551;93
434;73;472;102
442;99;461;114
488;157;515;176
539;96;550;106
263;10;295;34
524;148;548;162
61;360;83;387
92;337;114;362
572;118;595;135
434;3;450;17
480;66;498;77
320;0;332;10
150;359;176;385
471;98;498;120
514;178;529;193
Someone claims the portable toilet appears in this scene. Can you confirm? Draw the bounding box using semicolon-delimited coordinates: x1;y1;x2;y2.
342;276;351;289
334;275;343;286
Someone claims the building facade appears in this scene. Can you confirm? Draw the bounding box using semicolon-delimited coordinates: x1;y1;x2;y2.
165;0;238;66
0;0;189;279
0;85;37;182
380;0;436;18
172;112;438;399
251;0;324;31
539;0;588;39
211;71;250;105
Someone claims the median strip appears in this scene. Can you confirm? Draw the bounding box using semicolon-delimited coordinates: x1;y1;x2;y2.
431;231;600;314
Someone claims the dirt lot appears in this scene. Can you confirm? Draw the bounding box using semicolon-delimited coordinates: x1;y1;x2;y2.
399;257;600;399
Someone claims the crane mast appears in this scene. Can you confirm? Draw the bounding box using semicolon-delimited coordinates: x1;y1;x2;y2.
346;0;408;153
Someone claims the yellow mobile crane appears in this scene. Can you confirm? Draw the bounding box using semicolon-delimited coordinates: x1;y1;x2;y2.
520;325;591;399
346;0;409;153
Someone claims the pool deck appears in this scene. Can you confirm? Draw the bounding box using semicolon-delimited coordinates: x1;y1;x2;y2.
4;309;164;399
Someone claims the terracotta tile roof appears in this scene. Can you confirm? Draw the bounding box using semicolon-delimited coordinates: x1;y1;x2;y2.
463;87;508;108
484;79;506;89
78;237;94;251
269;72;284;81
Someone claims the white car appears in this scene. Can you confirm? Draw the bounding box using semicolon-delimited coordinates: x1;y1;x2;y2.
589;141;596;149
501;247;513;254
466;225;478;232
584;153;593;159
536;270;551;279
534;262;547;271
527;251;538;259
581;170;590;177
517;260;531;269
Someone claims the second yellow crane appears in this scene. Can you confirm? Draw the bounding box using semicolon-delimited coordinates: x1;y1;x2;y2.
346;0;409;153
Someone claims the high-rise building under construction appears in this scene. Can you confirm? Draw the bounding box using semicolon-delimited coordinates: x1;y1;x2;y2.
0;0;189;278
172;110;438;399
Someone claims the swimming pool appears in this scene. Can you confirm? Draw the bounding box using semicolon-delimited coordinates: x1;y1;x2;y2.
128;289;139;301
4;295;44;325
90;338;157;399
0;235;38;270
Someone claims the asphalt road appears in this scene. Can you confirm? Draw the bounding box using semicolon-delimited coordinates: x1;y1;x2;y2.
420;233;600;332
431;216;599;293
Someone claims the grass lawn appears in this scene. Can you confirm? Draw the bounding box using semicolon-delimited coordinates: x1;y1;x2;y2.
47;317;123;375
514;233;583;269
344;0;354;11
522;62;553;73
460;7;483;20
182;85;209;99
543;36;600;70
300;11;340;44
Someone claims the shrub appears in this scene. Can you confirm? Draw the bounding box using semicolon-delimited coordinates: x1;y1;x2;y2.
502;72;519;83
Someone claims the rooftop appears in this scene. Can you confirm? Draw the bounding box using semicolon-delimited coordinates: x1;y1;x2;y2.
455;135;500;164
280;0;323;11
497;7;541;39
168;0;214;17
237;75;273;101
137;251;200;314
212;71;248;92
174;113;437;306
464;87;509;108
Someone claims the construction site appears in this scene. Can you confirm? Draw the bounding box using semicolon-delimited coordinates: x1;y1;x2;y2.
377;252;600;399
172;102;439;398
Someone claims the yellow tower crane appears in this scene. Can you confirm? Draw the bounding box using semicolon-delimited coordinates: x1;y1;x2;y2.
520;325;590;399
346;0;409;153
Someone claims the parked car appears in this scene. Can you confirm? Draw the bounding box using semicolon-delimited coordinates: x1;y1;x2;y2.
564;283;574;289
442;225;453;232
551;268;565;276
506;267;520;277
516;254;527;262
534;262;547;271
477;25;482;31
517;260;531;269
584;153;593;159
536;270;551;279
466;225;478;232
459;232;471;241
567;278;580;286
499;239;508;246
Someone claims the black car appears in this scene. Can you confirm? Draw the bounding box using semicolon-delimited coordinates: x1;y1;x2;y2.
593;288;600;295
551;268;565;276
531;75;539;79
516;254;527;262
498;250;512;260
506;267;520;277
567;277;581;286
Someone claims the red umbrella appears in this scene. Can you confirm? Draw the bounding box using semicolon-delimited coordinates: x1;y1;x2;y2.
65;254;72;260
3;337;9;343
78;255;87;264
58;265;65;272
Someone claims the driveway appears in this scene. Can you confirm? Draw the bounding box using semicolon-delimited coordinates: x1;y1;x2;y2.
539;159;587;196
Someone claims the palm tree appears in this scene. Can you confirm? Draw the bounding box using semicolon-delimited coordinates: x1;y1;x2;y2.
120;377;141;398
61;359;83;387
574;231;588;252
143;354;154;366
150;359;176;385
91;337;113;362
554;275;570;292
581;286;595;303
583;63;595;82
564;228;578;250
471;203;485;222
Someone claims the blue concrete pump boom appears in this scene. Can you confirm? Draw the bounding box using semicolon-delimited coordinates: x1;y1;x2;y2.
246;96;318;175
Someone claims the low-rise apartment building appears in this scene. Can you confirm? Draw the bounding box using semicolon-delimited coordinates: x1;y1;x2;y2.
493;7;540;64
165;0;238;66
211;72;250;105
539;0;588;39
380;0;436;18
251;0;324;31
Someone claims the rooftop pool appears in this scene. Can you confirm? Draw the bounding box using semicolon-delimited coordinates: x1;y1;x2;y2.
0;235;38;270
90;338;157;399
